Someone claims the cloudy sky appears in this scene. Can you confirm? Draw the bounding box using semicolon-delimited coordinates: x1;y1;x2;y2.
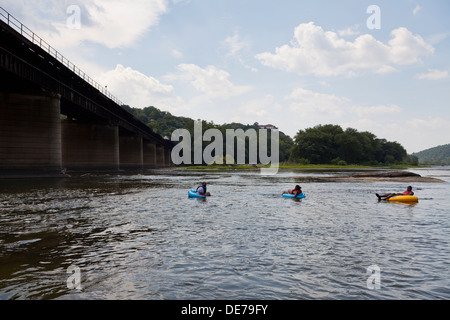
2;0;449;153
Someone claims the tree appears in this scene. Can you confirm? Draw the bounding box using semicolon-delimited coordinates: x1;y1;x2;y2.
125;105;294;165
289;124;411;165
290;124;344;164
335;129;363;164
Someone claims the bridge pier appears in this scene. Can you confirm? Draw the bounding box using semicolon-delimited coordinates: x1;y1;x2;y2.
119;131;143;171
156;145;165;167
61;120;120;172
1;13;174;177
0;92;62;176
143;141;157;168
165;148;172;167
0;92;172;176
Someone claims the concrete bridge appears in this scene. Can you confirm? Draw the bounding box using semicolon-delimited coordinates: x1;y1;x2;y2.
0;8;173;177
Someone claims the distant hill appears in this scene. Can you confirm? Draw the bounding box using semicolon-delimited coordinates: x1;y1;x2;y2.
413;143;450;165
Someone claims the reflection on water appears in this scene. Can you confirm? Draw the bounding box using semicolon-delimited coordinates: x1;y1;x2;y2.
0;168;449;299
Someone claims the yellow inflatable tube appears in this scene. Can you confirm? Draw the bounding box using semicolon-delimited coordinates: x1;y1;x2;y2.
387;195;419;202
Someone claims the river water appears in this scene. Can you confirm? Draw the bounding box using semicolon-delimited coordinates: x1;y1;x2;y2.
0;167;449;300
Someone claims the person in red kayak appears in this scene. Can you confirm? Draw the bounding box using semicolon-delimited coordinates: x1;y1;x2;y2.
376;186;414;200
282;185;302;197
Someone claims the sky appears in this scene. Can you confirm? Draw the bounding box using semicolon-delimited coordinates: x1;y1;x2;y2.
2;0;450;153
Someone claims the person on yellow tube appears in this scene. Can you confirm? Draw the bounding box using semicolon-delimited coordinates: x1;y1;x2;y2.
376;186;414;200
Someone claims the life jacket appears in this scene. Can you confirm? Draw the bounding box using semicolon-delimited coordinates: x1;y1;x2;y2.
196;185;206;194
290;189;301;195
403;190;414;195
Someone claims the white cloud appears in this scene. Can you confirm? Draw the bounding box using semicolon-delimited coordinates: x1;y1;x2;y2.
338;25;360;37
171;49;183;59
255;22;434;77
413;5;422;15
345;117;450;153
238;95;282;118
283;87;405;137
415;69;449;80
165;64;253;100
388;27;434;64
286;88;403;117
352;104;403;117
1;0;170;85
95;64;186;111
287;88;349;116
220;32;257;72
3;0;169;49
281;86;450;153
405;118;450;150
221;32;247;58
426;33;449;45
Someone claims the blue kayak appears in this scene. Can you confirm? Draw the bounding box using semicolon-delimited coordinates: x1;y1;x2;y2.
188;189;206;198
282;192;306;199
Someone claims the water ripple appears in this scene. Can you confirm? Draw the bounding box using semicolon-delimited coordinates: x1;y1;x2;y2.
0;169;449;299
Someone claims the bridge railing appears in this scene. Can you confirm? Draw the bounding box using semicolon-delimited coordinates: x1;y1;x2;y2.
0;7;124;106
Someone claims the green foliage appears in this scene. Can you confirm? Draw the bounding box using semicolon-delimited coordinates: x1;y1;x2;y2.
123;106;293;164
123;105;192;138
289;124;414;166
413;144;450;165
123;105;417;167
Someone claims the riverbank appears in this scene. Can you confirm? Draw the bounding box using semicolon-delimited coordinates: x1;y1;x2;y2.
180;164;421;170
292;170;445;183
177;165;444;183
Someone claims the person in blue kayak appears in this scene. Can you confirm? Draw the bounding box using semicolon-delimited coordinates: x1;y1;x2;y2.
282;185;302;197
196;182;211;196
376;186;414;200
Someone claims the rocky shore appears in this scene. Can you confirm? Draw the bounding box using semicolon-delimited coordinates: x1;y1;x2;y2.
294;170;445;183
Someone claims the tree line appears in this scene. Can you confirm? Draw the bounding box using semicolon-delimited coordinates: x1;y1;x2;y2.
124;105;418;166
289;124;417;166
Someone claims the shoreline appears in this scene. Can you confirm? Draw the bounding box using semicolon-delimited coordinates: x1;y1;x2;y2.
179;164;433;170
292;175;444;183
177;166;446;183
2;166;445;183
292;171;445;183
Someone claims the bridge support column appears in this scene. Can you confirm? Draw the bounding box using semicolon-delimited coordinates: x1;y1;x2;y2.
0;92;62;176
119;134;143;170
61;121;119;172
164;148;172;167
156;145;165;167
143;142;157;168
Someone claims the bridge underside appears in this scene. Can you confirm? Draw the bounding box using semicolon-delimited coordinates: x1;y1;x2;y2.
0;17;173;177
0;70;172;177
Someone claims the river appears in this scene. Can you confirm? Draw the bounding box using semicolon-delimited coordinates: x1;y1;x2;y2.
0;167;449;300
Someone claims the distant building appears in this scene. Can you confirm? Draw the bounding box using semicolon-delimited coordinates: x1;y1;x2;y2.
258;124;278;130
